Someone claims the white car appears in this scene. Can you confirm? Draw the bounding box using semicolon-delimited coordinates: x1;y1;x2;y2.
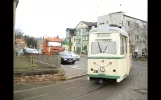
68;52;80;61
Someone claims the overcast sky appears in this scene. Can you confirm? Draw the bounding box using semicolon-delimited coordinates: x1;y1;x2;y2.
15;0;147;38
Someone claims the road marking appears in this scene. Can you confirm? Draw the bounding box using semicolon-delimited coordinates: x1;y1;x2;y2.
72;65;79;69
14;77;86;93
34;59;56;67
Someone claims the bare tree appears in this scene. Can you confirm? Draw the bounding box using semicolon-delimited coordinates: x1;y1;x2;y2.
15;28;24;38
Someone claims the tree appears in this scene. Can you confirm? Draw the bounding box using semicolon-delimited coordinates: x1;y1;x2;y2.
15;28;24;38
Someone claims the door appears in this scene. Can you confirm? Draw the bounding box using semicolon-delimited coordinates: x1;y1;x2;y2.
123;36;128;75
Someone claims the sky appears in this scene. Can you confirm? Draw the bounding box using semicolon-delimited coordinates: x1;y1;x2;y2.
15;0;147;38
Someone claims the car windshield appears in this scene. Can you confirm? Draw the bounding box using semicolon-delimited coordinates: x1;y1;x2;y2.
47;42;61;46
91;41;117;54
59;52;70;56
69;52;75;55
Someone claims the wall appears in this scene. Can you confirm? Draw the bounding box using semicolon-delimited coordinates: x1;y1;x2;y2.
97;13;123;28
124;16;147;56
33;54;61;68
71;36;76;52
97;12;147;56
75;22;90;53
62;45;69;51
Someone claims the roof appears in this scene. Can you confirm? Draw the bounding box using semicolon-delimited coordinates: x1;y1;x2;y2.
109;11;124;15
109;11;147;23
123;14;147;23
90;25;129;37
75;21;97;29
66;28;75;31
82;21;97;27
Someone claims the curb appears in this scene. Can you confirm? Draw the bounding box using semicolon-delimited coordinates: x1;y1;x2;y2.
66;73;87;80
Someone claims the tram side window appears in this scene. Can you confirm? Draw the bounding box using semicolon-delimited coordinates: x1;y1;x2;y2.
120;34;124;55
124;36;127;54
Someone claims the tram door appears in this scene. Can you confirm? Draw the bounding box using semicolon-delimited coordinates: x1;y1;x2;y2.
123;36;128;75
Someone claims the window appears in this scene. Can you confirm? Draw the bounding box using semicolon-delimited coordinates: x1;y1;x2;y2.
136;23;139;28
74;38;75;42
86;36;88;40
78;39;81;43
47;42;61;47
122;20;123;26
77;39;81;43
99;23;105;25
91;41;117;54
76;29;80;35
127;21;130;26
137;35;139;40
135;35;139;40
82;28;87;33
120;34;124;55
124;37;127;54
74;46;75;51
83;36;85;40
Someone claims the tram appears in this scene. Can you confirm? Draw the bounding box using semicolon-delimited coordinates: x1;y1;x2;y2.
87;25;132;83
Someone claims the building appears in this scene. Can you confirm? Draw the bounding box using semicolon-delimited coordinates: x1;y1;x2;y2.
75;21;97;54
15;38;27;49
36;38;44;50
65;28;76;51
65;21;97;54
97;12;147;56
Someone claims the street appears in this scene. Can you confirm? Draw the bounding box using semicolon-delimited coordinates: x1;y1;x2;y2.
61;56;87;71
14;56;147;100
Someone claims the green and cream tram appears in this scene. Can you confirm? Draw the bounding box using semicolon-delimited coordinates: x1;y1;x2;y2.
87;25;132;83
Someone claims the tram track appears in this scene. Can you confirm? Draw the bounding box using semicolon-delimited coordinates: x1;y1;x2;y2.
67;83;108;100
22;81;91;100
21;81;109;100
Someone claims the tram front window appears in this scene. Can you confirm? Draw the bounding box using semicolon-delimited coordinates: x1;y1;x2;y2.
91;41;117;54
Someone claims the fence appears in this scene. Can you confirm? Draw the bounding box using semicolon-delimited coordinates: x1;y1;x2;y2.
15;53;61;69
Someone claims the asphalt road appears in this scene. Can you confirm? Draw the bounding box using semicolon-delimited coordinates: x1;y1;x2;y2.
61;56;87;71
14;57;147;100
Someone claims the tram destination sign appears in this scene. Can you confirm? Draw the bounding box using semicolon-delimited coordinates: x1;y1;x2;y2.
97;33;110;38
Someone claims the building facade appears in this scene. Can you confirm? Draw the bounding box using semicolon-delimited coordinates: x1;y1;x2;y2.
97;12;147;56
65;28;76;51
75;21;97;54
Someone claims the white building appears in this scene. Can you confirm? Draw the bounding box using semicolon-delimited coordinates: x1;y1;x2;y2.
97;12;147;56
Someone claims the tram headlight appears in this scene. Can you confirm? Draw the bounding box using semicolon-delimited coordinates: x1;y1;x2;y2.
100;66;105;72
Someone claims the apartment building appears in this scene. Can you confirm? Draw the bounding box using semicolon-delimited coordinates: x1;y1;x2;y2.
97;12;147;56
75;21;97;54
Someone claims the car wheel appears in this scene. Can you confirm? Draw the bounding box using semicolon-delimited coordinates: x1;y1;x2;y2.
71;61;75;65
61;60;64;64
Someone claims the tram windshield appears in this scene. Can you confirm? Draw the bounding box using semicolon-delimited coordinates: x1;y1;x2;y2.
91;41;117;54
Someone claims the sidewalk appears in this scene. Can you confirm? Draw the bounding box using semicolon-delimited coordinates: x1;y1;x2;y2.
61;66;87;80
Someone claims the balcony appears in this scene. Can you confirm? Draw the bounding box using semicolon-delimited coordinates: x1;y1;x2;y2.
63;42;72;46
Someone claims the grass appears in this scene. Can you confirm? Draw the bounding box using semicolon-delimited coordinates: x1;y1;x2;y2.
138;57;147;61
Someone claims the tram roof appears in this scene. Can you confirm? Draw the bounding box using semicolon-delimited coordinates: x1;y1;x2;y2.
90;25;129;37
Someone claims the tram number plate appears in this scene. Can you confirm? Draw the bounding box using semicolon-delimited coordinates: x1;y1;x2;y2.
93;70;98;73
